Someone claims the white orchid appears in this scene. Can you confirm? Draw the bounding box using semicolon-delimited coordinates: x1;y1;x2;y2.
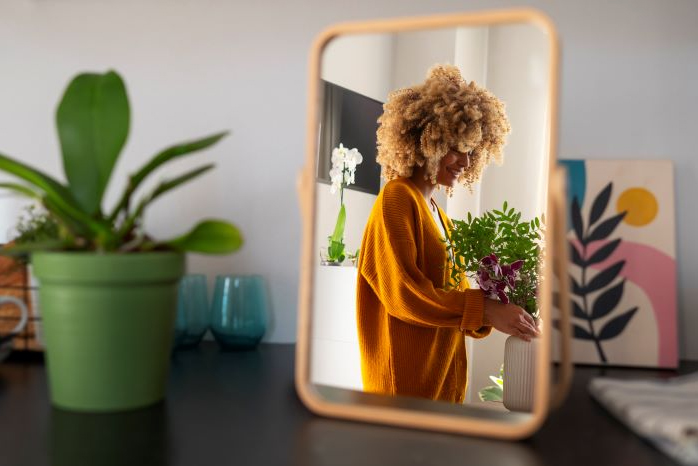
345;148;363;171
329;143;363;198
331;143;348;165
325;143;363;265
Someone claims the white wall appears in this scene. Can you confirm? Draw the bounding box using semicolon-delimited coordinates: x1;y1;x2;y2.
321;33;394;103
479;24;550;218
1;0;696;358
391;29;457;89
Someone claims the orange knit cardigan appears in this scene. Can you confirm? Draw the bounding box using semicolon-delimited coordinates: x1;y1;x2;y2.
356;177;491;403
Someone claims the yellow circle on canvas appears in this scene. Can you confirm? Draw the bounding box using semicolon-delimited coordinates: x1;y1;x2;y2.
616;187;658;226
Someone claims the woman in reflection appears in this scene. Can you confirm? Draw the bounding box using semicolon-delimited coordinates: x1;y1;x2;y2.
357;64;539;403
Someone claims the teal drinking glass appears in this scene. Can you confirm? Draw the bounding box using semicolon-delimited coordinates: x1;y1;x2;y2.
174;274;210;348
211;275;268;350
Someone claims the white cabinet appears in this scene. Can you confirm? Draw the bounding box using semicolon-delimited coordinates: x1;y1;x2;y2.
310;265;363;390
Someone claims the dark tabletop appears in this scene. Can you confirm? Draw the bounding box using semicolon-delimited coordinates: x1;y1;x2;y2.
0;343;695;466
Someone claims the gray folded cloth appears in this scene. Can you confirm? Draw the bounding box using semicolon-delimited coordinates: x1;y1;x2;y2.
589;372;698;465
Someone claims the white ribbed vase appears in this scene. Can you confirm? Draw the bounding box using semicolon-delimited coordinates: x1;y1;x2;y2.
503;335;539;412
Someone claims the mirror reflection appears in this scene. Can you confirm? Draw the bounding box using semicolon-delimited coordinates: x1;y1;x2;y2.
311;23;550;416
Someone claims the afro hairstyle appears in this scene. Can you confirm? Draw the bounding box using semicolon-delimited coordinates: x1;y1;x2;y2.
376;64;511;193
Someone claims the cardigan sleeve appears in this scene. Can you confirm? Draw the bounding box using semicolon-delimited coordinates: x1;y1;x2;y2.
360;182;487;332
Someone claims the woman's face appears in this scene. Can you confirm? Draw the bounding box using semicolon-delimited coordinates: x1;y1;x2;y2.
436;149;472;188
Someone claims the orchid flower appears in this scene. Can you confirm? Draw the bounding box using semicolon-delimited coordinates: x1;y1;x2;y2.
329;143;363;202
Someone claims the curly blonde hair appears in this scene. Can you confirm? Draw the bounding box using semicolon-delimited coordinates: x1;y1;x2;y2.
376;64;511;192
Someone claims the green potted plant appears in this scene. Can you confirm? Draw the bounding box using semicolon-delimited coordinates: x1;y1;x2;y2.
446;202;545;412
0;70;242;412
446;201;544;318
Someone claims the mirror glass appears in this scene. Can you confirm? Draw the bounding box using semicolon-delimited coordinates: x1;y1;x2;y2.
309;21;551;423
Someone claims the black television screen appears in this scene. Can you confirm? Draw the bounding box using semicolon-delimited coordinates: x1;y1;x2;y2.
317;80;383;195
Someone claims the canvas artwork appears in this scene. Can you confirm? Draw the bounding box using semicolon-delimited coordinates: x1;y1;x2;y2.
556;160;677;368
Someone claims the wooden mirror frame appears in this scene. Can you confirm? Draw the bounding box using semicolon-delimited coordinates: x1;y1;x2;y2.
295;8;572;440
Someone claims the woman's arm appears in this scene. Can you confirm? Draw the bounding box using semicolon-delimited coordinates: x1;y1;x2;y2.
362;237;486;331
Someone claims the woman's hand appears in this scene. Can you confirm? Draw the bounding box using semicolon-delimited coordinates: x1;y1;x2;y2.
483;299;540;341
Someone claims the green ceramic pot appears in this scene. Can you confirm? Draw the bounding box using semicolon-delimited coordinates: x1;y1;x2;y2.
32;252;185;412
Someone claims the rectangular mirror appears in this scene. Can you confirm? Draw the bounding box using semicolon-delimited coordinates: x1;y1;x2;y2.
296;9;570;439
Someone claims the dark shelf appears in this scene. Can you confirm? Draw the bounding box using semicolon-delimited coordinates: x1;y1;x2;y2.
0;342;695;466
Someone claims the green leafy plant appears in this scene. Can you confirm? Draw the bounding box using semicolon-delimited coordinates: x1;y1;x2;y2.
0;70;241;254
446;201;545;317
478;365;504;402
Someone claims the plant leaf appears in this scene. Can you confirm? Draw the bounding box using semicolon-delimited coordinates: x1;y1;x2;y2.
586;238;621;265
165;219;243;254
0;153;111;240
108;131;228;221
149;164;215;201
328;240;345;262
587;212;626;243
478;385;503;402
571;196;585;243
117;164;216;239
586;260;625;293
598;307;638;340
591;280;625;319
331;204;346;243
0;153;74;203
57;71;129;215
589;183;612;228
0;182;41;199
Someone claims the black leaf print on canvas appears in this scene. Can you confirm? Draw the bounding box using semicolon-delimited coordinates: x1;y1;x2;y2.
586;238;621;265
588;183;612;227
565;183;637;363
598;308;639;340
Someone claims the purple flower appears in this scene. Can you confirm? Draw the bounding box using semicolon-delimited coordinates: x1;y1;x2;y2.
475;254;524;306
